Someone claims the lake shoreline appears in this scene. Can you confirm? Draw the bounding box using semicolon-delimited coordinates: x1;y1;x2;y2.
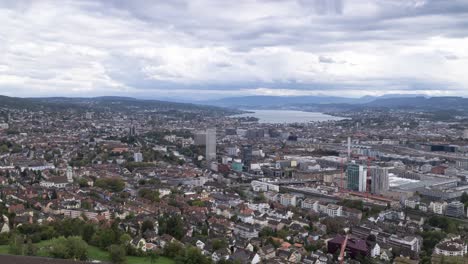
231;109;347;124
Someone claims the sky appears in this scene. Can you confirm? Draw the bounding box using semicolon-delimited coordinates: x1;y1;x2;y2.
1;0;468;100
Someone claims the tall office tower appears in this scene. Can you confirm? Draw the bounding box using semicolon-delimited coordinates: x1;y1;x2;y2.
194;132;207;145
205;129;217;161
347;163;367;192
241;144;253;167
129;124;136;136
370;166;389;194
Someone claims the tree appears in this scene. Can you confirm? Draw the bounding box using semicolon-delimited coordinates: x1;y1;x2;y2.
212;239;228;251
338;199;364;211
141;220;155;234
176;246;211;264
138;189;160;203
0;144;9;153
428;216;457;233
82;224;95;243
158;214;185;240
109;244;127;264
51;218;85;237
148;251;159;264
0;232;10;245
9;234;24;255
163;242;185;258
25;239;37;256
78;178;89;188
322;217;347;234
91;227;118;249
218;260;241;264
259;227;275;237
49;236;88;261
461;192;468;207
120;233;132;245
67;236;88;261
81;200;92;210
95;178;125;192
253;193;266;203
421;231;446;254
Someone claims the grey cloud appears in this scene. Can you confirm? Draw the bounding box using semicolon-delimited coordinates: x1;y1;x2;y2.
0;0;467;98
318;56;345;64
444;54;459;60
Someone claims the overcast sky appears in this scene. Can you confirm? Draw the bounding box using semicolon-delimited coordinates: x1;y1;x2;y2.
1;0;468;100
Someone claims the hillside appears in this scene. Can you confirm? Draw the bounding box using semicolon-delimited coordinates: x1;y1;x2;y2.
0;95;237;116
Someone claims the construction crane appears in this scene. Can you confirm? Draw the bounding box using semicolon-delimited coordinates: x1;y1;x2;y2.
339;234;349;264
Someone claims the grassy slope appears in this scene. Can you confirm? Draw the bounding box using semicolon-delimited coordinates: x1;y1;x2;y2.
0;245;7;254
0;242;174;264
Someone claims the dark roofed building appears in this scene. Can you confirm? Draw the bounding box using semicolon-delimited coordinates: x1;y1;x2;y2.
328;235;369;259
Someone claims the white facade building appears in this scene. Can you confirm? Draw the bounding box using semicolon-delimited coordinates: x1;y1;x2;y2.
134;152;143;162
251;181;279;192
280;194;297;207
301;198;319;212
325;204;343;217
429;201;447;215
434;237;467;257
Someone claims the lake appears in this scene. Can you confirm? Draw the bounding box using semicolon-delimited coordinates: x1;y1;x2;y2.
232;109;346;124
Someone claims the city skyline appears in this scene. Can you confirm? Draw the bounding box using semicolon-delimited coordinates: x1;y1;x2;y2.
1;0;468;100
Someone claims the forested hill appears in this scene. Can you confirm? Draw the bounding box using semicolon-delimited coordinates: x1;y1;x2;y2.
0;95;238;116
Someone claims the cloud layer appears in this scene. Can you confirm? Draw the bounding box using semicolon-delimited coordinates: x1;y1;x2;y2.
1;0;468;99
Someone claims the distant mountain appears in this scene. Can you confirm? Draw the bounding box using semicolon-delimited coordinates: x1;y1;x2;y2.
365;96;468;110
201;95;369;108
200;94;427;108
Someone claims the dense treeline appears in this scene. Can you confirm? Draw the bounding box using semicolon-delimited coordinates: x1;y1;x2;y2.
0;216;212;264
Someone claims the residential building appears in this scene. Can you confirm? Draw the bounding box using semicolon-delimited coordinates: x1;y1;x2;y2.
233;223;259;239
404;197;420;209
301;198;318;212
280;193;297;207
429;201;447;215
387;235;421;255
324;204;342;217
445;201;465;218
134;152;143;162
434;236;467;257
